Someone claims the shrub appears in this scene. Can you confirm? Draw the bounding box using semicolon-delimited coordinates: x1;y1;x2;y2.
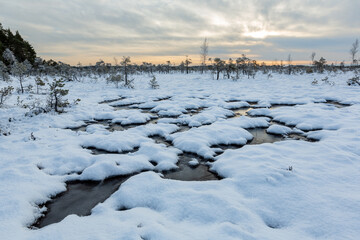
0;86;14;106
106;74;123;88
347;76;360;86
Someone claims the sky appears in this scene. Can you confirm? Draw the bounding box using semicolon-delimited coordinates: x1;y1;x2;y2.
1;0;359;65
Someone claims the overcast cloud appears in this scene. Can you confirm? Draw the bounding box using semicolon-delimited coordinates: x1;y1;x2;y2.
1;0;359;65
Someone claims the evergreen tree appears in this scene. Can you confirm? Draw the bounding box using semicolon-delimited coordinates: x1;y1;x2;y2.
48;78;69;113
0;23;36;66
149;75;159;89
214;58;225;80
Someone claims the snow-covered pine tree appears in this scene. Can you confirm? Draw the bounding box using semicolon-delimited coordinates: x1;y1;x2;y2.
47;78;69;113
149;75;159;89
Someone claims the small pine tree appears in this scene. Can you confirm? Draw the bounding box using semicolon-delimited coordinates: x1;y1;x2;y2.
121;56;131;85
48;78;69;113
149;76;159;89
213;58;225;80
35;76;45;94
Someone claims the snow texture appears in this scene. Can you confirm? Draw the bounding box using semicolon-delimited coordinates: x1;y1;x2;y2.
0;73;360;240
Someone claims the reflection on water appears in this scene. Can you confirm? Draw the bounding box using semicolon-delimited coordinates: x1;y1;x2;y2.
32;176;130;228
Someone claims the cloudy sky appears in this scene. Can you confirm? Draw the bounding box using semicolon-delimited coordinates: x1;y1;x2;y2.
1;0;359;65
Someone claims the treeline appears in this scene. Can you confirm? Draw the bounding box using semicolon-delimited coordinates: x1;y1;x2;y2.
0;21;359;84
0;23;36;65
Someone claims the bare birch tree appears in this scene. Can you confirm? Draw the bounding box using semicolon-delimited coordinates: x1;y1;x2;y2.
200;38;208;74
350;39;359;66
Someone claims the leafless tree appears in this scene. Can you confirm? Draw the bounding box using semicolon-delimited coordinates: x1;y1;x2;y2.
200;38;208;74
166;60;171;73
350;39;359;66
287;54;292;75
311;52;316;64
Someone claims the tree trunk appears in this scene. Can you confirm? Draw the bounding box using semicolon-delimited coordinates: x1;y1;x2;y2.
54;94;58;113
20;76;24;94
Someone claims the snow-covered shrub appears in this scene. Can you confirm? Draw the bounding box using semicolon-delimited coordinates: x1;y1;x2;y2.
347;76;360;86
149;75;159;89
321;76;334;86
106;74;123;88
25;84;33;93
123;78;134;89
313;77;334;86
23;97;48;117
2;48;16;65
0;86;13;106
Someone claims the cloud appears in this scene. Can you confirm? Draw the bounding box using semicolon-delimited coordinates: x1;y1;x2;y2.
0;0;359;64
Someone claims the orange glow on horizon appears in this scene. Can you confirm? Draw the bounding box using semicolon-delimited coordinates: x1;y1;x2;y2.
41;55;341;67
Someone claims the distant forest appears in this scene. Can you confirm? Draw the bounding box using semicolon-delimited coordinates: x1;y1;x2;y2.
0;23;36;65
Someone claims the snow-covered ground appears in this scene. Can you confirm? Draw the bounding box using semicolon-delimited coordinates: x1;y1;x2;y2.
0;72;360;239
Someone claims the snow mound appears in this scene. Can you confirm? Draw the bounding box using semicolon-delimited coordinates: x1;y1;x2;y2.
168;117;265;158
111;109;151;125
81;123;178;153
266;124;292;135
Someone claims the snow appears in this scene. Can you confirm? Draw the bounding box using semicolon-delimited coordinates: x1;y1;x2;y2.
188;158;199;166
168;118;258;159
158;106;235;127
78;141;181;180
266;124;293;135
0;72;360;240
80;123;178;153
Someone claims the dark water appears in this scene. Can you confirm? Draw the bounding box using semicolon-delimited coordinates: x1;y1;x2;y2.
150;135;220;181
85;146;139;155
32;176;129;228
324;100;350;108
270;104;297;109
99;97;125;104
163;153;220;181
150;135;172;146
248;128;283;144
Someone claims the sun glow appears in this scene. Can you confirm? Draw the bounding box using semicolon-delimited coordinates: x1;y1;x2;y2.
211;16;229;26
244;30;280;39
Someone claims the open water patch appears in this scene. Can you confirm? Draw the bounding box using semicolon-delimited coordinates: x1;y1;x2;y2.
99;97;125;104
163;153;220;181
32;176;130;228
